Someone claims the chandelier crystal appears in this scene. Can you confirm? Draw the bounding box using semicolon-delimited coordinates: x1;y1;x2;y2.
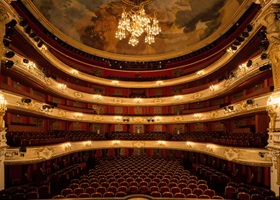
115;0;161;46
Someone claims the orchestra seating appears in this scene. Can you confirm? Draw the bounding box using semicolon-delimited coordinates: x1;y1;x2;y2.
0;155;277;199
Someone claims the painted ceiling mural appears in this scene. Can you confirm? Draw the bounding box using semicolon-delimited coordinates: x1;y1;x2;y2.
31;0;244;56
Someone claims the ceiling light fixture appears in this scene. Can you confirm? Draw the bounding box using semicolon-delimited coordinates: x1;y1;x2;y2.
115;0;161;46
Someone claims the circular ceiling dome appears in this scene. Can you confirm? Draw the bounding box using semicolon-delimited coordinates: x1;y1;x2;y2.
27;0;251;61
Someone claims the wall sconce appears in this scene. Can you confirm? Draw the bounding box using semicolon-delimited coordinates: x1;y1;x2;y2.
134;98;142;104
75;113;83;120
174;95;182;101
156;81;163;86
58;83;67;92
194;113;202;120
71;70;79;75
112;80;119;85
93;94;102;101
209;85;218;92
62;143;71;151
154;116;162;122
23;60;36;71
158;141;166;146
196;70;205;76
112;140;120;145
40;44;48;51
0;92;7;113
84;141;92;148
206;144;214;152
227;47;236;54
186;141;193;148
114;116;122;122
239;63;247;72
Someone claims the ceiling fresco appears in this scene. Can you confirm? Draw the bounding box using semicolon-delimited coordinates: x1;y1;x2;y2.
31;0;245;56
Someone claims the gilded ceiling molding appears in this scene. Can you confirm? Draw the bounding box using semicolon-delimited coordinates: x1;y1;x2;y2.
9;19;261;88
4;53;269;106
3;91;271;124
20;0;254;62
5;140;272;167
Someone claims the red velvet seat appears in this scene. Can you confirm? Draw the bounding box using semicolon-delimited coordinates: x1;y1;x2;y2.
199;194;211;199
251;194;265;200
150;191;161;197
103;191;115;197
128;185;138;194
170;186;181;194
66;193;78;198
168;182;177;188
188;183;197;190
78;193;90;198
91;192;102;197
85;187;95;195
162;191;173;197
139;181;148;186
160;186;170;194
186;193;198;198
174;192;186;198
96;186;106;194
26;191;39;199
204;189;216;198
115;191;126;197
182;187;192;196
118;186;128;193
178;182;187;189
52;194;65;199
61;188;73;197
90;182;99;188
101;182;109;188
139;186;149;194
79;182;89;189
212;195;224;199
224;185;236;199
158;182;167;188
110;181;119;187
193;188;204;196
73;187;84;196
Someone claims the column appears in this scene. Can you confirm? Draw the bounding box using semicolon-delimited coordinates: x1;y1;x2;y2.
0;92;7;190
258;5;280;195
0;2;10;190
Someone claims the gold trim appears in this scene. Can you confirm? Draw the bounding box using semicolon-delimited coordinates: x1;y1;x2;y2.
21;0;253;62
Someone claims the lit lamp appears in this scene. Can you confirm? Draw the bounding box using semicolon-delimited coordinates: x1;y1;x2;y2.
267;94;280;131
115;0;161;46
0;92;7;131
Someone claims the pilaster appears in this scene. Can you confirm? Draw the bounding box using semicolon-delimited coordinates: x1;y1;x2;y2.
0;92;7;190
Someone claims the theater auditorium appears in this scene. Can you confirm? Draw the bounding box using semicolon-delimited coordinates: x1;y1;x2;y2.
0;0;280;199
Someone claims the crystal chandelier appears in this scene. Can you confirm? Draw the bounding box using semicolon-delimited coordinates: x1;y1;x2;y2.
115;0;161;46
